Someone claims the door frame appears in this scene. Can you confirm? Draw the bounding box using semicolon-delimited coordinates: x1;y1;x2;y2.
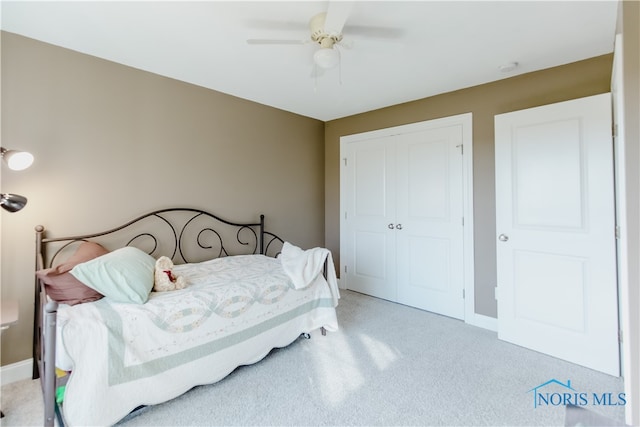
339;113;478;325
612;32;635;418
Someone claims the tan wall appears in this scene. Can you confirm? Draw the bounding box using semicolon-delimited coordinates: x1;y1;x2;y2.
0;32;325;366
325;54;613;318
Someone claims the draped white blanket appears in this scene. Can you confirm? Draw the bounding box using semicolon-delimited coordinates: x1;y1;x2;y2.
280;242;340;306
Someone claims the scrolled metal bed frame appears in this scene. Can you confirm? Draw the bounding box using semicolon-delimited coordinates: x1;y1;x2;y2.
33;208;286;427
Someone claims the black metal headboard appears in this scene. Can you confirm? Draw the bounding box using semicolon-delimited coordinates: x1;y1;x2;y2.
35;208;284;269
31;207;285;396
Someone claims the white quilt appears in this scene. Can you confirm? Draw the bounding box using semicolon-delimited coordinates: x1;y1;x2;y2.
56;254;338;426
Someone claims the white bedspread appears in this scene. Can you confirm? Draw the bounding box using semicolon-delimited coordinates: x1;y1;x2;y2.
56;254;338;426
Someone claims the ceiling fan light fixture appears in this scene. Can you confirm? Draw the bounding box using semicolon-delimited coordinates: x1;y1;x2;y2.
313;47;340;69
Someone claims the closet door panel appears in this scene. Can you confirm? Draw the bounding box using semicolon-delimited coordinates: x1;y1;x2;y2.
344;137;397;301
406;138;449;220
396;127;465;319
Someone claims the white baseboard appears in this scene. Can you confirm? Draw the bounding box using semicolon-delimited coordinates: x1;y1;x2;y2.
1;359;33;386
467;313;498;332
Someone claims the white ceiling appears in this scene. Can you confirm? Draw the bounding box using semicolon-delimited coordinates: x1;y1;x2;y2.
1;1;619;121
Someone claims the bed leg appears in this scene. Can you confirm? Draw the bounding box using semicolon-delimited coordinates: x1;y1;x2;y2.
321;327;326;336
43;302;58;427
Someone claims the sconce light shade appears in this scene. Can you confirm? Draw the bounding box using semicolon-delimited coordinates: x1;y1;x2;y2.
1;193;28;213
313;47;340;69
1;147;34;171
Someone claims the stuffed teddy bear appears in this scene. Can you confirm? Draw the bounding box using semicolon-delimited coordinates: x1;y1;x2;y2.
154;256;187;292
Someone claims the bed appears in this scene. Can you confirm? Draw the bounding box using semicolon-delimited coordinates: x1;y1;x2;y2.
33;208;339;427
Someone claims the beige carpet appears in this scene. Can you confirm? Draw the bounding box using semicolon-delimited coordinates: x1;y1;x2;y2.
0;290;626;426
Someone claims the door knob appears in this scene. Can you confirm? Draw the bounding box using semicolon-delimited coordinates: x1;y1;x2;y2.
388;223;395;229
395;224;403;230
498;234;509;242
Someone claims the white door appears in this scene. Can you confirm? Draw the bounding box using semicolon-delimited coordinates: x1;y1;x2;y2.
342;123;465;320
395;128;465;319
495;93;620;376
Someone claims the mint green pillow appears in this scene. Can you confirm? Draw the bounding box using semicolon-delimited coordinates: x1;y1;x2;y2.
70;246;155;304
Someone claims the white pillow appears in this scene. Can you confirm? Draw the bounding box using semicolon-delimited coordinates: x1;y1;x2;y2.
70;247;155;304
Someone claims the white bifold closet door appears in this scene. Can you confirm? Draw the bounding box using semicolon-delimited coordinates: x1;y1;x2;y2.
342;124;465;320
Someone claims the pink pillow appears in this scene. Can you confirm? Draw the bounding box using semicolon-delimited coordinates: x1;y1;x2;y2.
36;241;109;305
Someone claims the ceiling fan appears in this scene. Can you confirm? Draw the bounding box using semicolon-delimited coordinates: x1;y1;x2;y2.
246;1;403;74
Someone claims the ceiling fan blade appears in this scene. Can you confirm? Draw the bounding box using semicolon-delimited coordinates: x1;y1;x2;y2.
246;39;308;45
336;39;353;50
245;19;307;32
324;0;354;35
346;25;405;40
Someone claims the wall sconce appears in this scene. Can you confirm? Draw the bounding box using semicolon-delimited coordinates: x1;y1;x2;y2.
1;193;28;213
1;146;34;213
1;147;34;171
